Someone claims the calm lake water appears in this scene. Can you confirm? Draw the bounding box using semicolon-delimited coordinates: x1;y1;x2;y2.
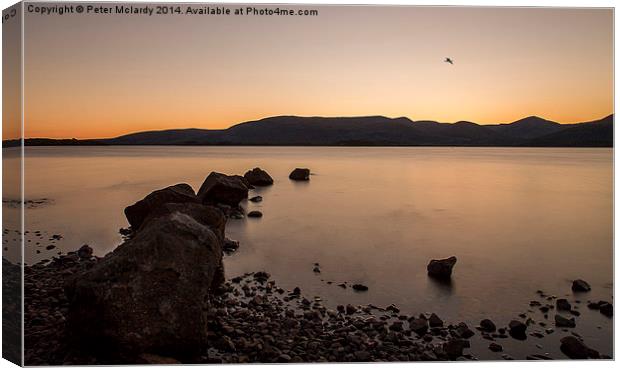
3;146;614;359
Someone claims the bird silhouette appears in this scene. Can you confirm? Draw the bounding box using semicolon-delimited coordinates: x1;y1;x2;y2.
444;57;454;65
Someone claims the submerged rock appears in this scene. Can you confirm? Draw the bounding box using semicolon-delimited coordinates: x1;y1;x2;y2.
247;211;263;218
197;172;249;207
124;183;197;230
560;336;600;359
427;256;457;279
65;210;224;361
352;284;368;292
249;196;263;203
244;168;274;186
488;343;503;352
571;279;591;292
289;168;310;181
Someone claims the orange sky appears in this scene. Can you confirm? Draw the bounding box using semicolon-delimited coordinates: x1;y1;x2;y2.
14;6;614;139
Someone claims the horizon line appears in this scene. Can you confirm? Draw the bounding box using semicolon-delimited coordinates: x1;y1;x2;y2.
8;112;615;141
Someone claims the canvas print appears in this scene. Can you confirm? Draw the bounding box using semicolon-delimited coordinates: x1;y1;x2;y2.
1;1;614;365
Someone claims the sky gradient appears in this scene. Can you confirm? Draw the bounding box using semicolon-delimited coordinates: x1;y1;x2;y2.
21;5;613;139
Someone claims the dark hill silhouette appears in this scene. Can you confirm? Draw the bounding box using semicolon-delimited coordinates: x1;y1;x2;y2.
5;114;612;148
528;114;613;147
486;116;565;139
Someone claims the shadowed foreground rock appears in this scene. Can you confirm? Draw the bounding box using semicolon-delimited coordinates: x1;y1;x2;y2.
124;183;197;229
560;336;599;359
244;167;273;186
427;256;457;279
197;172;249;206
289;168;310;181
65;210;224;362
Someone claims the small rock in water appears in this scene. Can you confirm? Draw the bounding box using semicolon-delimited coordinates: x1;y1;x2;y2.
427;256;457;279
455;322;475;339
556;298;572;311
345;304;357;315
289;168;310;181
479;319;496;332
313;266;321;273
292;286;301;295
337;283;347;289
571;279;591;292
223;238;240;253
352;284;368;292
248;196;263;203
488;342;503;352
599;302;613;317
45;245;55;250
554;314;576;328
247;211;263;218
243;167;274;186
508;320;527;339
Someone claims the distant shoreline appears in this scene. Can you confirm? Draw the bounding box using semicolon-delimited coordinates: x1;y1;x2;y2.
2;114;614;148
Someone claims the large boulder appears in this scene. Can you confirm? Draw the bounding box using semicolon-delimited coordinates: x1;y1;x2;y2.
427;256;457;279
65;210;223;362
244;167;273;186
197;172;249;206
124;183;197;230
143;202;226;241
289;168;310;181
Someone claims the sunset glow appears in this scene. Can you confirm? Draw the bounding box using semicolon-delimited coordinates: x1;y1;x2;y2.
18;6;613;139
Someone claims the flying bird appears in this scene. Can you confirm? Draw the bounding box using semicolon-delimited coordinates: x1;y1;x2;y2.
444;57;454;65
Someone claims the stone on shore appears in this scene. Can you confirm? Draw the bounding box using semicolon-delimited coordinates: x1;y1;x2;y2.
244;168;274;186
427;256;457;279
64;210;224;361
409;318;428;335
289;168;310;181
77;244;93;260
571;279;591;292
197;172;249;207
124;183;197;230
560;336;600;359
428;313;444;328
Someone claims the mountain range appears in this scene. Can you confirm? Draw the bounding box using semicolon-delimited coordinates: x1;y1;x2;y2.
4;114;613;147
